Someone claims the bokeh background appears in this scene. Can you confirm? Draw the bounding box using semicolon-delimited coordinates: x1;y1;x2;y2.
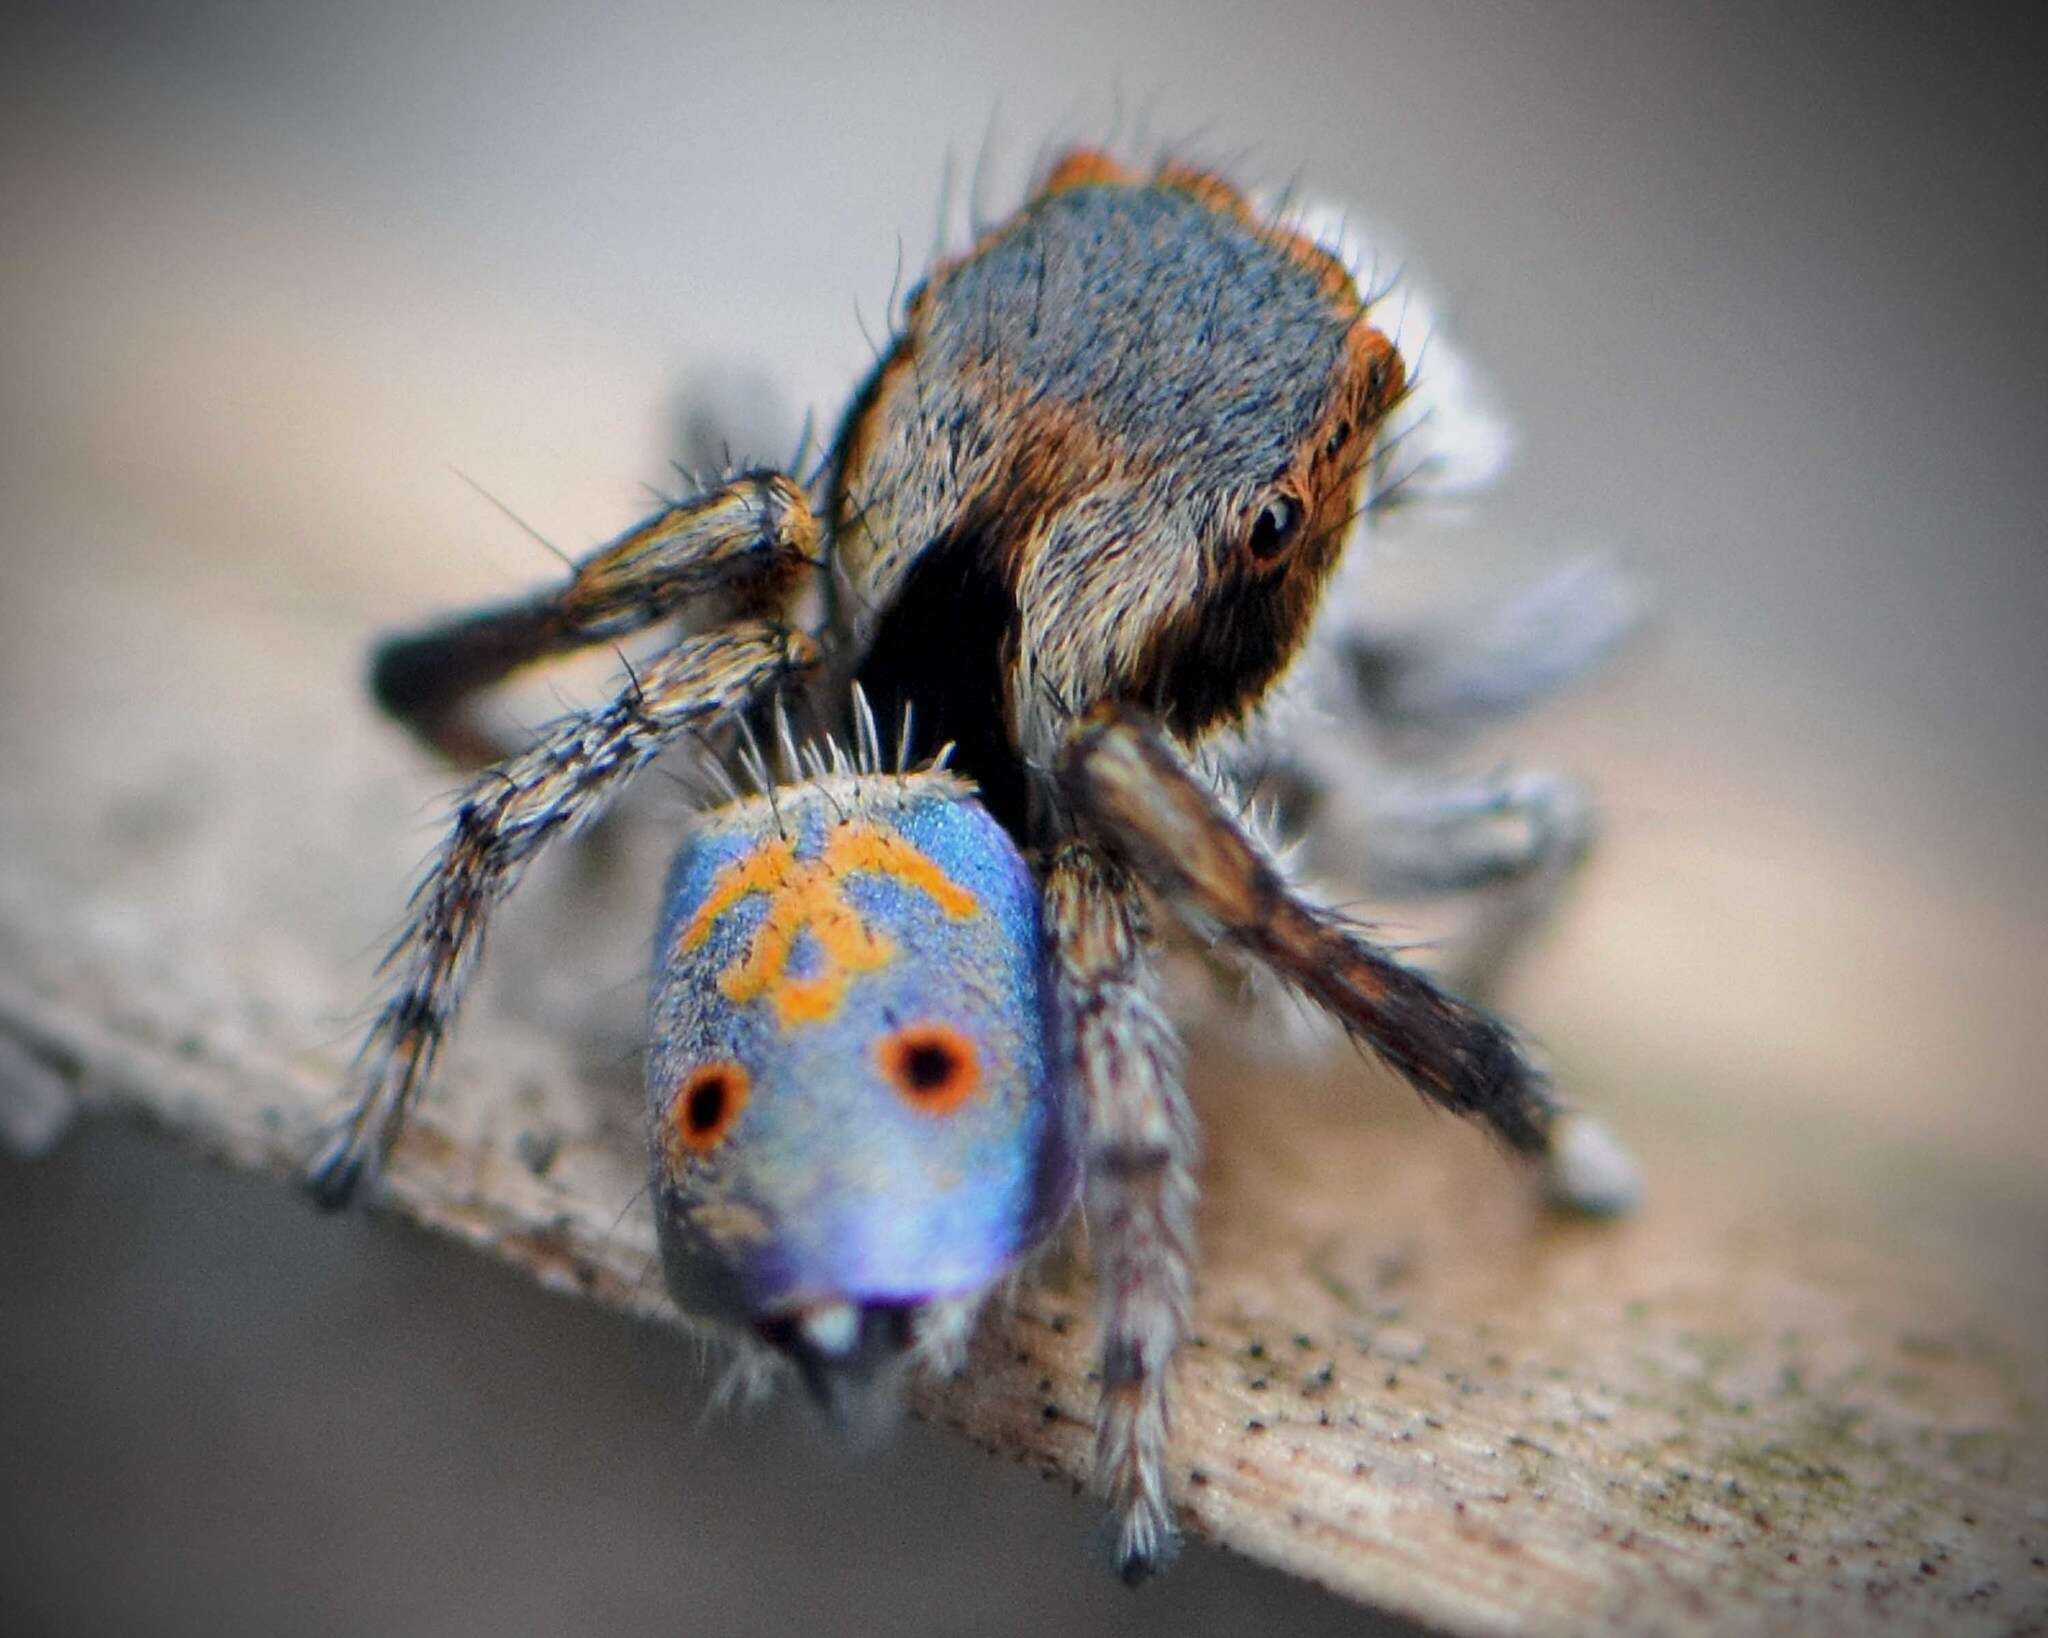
3;4;2042;1634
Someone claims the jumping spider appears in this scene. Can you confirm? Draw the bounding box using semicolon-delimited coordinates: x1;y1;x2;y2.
308;147;1641;1581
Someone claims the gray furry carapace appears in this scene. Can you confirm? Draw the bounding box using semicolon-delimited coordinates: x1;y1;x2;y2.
308;147;1640;1583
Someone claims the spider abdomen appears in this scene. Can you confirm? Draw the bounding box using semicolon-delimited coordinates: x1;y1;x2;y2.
646;766;1077;1397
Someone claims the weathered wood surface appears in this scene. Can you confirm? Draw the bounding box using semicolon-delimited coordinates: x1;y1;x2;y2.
6;31;2047;1620
2;463;2044;1636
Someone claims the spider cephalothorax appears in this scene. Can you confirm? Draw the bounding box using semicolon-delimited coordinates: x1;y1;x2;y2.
840;154;1402;831
308;147;1640;1582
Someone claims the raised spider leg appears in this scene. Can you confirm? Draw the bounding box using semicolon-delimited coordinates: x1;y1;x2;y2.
1261;553;1639;993
1342;553;1644;747
305;622;818;1209
1043;842;1193;1584
1347;767;1594;900
373;471;819;766
1330;765;1596;998
1059;704;1639;1216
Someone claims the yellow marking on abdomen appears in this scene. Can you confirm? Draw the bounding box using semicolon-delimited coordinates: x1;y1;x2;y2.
821;823;980;918
677;820;982;1029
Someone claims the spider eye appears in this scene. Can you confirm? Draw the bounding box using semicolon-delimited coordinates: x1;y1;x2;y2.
1245;494;1303;565
879;1023;981;1115
667;1061;750;1161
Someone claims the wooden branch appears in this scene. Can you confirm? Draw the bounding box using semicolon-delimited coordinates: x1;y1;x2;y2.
3;521;2044;1638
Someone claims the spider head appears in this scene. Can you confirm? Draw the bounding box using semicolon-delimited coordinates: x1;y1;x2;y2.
1001;311;1401;763
839;162;1404;790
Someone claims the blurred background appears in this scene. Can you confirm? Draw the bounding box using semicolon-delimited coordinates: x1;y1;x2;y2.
2;3;2043;1634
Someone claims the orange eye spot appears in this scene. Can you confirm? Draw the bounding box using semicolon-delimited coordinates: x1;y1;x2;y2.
879;1024;981;1115
667;1061;750;1162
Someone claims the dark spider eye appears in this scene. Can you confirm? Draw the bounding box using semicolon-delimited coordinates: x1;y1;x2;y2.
1245;494;1303;564
879;1023;981;1115
1324;420;1351;460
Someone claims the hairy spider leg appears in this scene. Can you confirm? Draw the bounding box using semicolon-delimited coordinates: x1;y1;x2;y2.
306;623;817;1207
1060;702;1636;1199
1043;841;1194;1583
372;471;819;765
1339;554;1645;745
1256;553;1643;992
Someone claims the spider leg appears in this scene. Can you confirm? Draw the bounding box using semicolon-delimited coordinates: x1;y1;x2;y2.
373;471;819;765
1344;766;1593;897
305;621;817;1209
1312;763;1597;997
1243;553;1637;992
1342;552;1644;749
1044;842;1193;1584
1059;704;1639;1217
